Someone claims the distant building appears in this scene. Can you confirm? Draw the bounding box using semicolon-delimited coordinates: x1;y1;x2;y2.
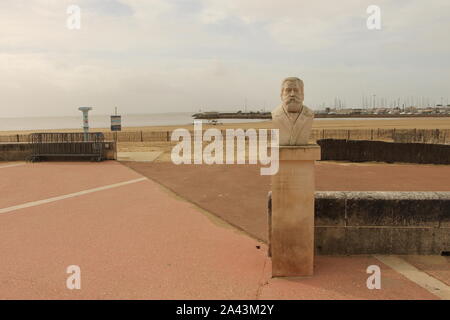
375;108;388;114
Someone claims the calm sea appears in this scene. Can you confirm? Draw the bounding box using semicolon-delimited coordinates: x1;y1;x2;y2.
0;112;267;132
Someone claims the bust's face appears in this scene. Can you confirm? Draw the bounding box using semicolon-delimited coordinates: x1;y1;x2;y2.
281;81;304;113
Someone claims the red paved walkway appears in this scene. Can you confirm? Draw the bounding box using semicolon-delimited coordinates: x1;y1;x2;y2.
0;161;142;208
0;161;444;299
123;161;450;241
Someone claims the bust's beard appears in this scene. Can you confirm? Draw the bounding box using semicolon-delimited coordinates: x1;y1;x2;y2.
284;101;303;113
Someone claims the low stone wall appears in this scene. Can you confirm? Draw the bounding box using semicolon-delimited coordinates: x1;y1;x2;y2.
0;142;117;161
318;139;450;164
0;143;31;161
269;191;450;255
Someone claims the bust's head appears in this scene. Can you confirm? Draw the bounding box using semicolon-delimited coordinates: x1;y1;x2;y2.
281;77;304;113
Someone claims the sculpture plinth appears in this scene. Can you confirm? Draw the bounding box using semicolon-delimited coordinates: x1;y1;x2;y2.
271;144;321;277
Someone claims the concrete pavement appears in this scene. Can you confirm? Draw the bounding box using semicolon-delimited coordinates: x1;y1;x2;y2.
0;161;446;299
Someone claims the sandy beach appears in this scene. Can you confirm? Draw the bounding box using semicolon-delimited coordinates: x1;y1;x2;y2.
3;117;448;155
1;117;449;136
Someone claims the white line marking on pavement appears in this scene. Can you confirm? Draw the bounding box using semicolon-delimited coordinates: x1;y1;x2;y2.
0;177;147;215
375;255;450;300
0;163;26;169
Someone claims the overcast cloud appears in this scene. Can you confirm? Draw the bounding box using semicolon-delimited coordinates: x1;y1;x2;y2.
0;0;449;117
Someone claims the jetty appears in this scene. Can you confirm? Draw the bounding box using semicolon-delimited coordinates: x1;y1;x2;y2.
192;111;450;120
192;111;271;120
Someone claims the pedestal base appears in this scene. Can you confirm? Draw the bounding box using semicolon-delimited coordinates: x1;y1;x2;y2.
271;145;321;277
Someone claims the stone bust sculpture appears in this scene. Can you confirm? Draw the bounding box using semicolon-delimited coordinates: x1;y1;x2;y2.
272;77;314;145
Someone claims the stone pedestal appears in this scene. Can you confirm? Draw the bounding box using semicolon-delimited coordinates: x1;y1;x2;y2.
271;145;321;277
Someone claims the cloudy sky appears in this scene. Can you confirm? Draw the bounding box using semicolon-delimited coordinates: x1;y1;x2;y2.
0;0;449;117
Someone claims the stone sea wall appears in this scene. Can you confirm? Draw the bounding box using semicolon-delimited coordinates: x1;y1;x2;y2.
269;191;450;255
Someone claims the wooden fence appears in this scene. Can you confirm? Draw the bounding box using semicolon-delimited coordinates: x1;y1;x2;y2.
1;128;449;144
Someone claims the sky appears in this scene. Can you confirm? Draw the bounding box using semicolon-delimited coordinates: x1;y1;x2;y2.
0;0;449;117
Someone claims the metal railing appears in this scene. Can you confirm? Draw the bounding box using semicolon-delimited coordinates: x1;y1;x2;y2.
29;132;104;162
1;128;449;145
